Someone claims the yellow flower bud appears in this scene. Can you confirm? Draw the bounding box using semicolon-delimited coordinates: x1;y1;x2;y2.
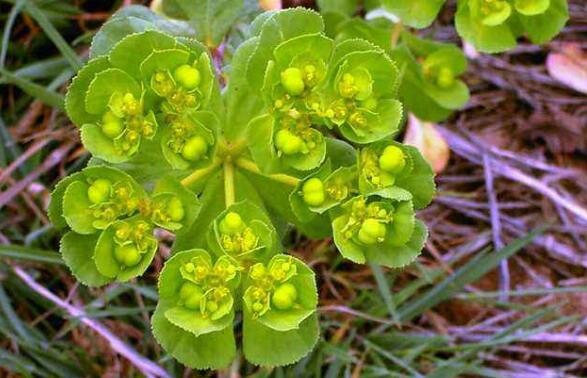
101;112;124;139
280;67;305;96
173;64;201;90
179;281;203;310
114;244;141;267
302;178;326;207
275;129;304;155
167;197;185;222
357;218;386;245
379;145;406;174
219;212;244;235
436;66;455;89
87;179;112;204
181;135;208;162
271;283;297;310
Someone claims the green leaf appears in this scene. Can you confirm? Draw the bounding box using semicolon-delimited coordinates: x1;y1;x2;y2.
60;232;112;287
153;248;236;369
518;0;568;44
246;114;282;174
174;171;225;252
62;180;95;234
247;8;324;90
317;0;358;16
382;0;446;28
152;306;236;369
164;307;234;338
80;124;129;164
65;57;111;127
89;5;194;59
48;172;84;230
243;310;319;367
109;30;178;78
455;0;517;53
171;0;244;47
224;38;266;139
334;17;394;51
394;144;435;209
85;69;142;115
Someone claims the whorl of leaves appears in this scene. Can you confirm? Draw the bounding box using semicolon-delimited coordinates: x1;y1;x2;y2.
50;5;436;369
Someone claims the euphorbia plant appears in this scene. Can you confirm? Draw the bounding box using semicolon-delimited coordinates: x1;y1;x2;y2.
50;4;437;369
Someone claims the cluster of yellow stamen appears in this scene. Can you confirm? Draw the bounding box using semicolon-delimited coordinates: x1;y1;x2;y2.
340;197;393;245
112;220;153;267
101;93;155;154
87;179;139;228
244;256;298;318
218;212;259;257
178;255;239;319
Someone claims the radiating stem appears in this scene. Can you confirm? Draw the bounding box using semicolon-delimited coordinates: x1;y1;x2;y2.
224;158;236;208
180;157;222;187
235;158;301;187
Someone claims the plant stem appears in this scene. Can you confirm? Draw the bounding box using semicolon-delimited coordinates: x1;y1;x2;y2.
224;158;236;208
391;21;403;49
235;158;301;187
180;157;222;187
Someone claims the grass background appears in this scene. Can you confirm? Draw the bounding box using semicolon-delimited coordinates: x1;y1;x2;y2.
1;0;586;377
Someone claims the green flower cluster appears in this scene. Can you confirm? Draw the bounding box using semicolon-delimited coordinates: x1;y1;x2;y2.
65;30;220;169
49;166;198;285
379;0;568;53
288;140;433;267
153;201;318;369
247;27;402;173
51;5;435;371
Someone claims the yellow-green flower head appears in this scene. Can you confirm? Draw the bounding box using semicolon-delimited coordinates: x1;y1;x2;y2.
271;283;298;310
181;135;208;162
302;178;326;207
180;256;211;284
173;64;201;90
514;0;550;15
87;179;112;204
275;129;304;155
379;145;406;174
357;218;386;245
268;256;297;282
178;281;204;310
114;243;142;267
219;212;245;235
166;197;185;222
337;68;373;101
280;67;306;96
244;285;271;318
436;66;455;89
101;111;124;139
474;0;512;26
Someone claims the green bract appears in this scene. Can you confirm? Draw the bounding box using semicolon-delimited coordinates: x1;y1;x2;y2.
455;0;569;53
51;4;439;370
338;0;568;54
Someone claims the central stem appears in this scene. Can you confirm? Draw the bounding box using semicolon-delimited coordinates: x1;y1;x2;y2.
224;158;236;208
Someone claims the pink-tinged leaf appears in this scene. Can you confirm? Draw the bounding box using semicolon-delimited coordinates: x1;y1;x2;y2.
260;0;282;10
403;114;450;174
546;43;587;95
